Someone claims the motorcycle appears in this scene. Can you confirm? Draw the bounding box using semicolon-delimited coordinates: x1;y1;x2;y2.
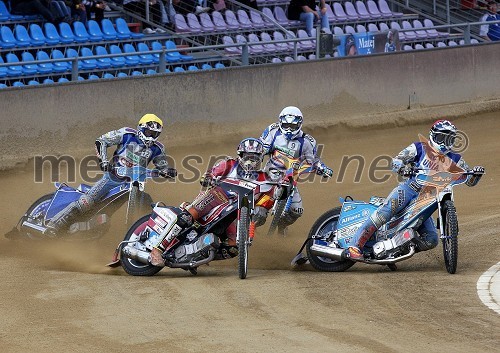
107;174;289;279
291;168;479;274
266;150;319;236
5;166;159;240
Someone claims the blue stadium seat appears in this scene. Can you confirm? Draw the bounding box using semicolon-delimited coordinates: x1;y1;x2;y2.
80;47;98;69
109;45;127;67
21;52;40;74
1;26;17;48
117;72;128;77
88;74;99;80
51;49;71;71
29;24;46;46
131;70;143;76
173;67;185;72
73;21;90;42
3;53;21;76
0;1;23;21
0;57;8;78
0;83;8;89
123;44;140;66
136;42;155;65
58;22;76;43
201;63;212;70
78;76;85;81
44;78;55;84
12;81;25;87
87;20;104;41
146;69;157;75
28;80;40;85
14;25;31;47
188;65;198;71
95;46;114;68
116;18;144;39
65;48;83;70
214;63;225;69
7;53;32;75
152;41;180;63
43;23;61;45
103;73;115;79
145;42;160;64
57;77;69;83
37;51;57;73
166;40;193;61
101;19;118;40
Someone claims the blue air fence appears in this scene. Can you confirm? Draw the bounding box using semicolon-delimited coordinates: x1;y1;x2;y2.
0;20;498;84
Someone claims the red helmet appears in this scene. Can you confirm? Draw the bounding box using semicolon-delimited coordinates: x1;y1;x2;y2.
237;138;264;172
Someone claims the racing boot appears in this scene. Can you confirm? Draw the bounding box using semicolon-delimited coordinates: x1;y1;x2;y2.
343;216;380;261
44;198;89;236
150;210;193;266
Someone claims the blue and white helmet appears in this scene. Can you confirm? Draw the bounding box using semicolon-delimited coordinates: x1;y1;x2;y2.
278;106;303;140
429;119;457;154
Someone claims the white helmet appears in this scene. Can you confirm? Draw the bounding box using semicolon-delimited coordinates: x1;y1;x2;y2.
429;120;457;154
278;106;303;140
237;138;264;172
137;114;163;147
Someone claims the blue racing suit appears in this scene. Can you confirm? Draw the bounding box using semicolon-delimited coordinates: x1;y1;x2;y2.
47;127;171;232
351;141;480;252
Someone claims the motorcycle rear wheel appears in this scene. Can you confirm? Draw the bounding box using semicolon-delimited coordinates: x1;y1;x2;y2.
121;215;162;276
306;207;355;272
238;206;250;279
442;200;459;274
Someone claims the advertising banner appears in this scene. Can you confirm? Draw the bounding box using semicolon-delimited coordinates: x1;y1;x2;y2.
336;29;400;57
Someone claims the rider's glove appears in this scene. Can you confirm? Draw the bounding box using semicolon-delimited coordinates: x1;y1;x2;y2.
316;162;333;178
472;166;485;175
99;161;110;172
159;167;177;179
200;173;213;187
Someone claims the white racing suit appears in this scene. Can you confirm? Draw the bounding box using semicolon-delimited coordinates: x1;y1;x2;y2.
259;123;328;232
46;127;171;232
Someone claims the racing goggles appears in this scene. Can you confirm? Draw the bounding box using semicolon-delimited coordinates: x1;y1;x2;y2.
433;131;456;145
281;122;300;131
142;128;161;139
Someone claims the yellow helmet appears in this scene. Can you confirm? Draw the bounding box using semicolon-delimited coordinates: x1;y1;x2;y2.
137;114;163;146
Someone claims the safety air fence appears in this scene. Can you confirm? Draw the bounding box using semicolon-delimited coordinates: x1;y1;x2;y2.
0;41;498;169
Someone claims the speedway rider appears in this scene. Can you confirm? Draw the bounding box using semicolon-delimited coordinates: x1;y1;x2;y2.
150;138;278;266
345;120;485;260
45;114;177;234
259;106;333;234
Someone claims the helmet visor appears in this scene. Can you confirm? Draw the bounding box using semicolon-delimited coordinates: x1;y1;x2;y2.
240;153;262;171
281;122;300;131
433;131;456;146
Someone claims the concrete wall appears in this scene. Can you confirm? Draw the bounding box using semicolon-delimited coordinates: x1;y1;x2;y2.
0;44;499;168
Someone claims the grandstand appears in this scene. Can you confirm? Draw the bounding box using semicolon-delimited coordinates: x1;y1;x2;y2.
0;0;496;88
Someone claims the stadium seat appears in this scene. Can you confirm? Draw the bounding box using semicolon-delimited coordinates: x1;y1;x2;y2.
93;46;112;68
199;12;215;32
14;25;31;47
366;0;382;18
0;83;7;89
174;14;191;33
28;80;40;85
109;45;127;67
379;22;390;32
58;22;76;43
414;44;425;50
402;20;422;40
345;25;356;35
214;63;225;69
29;24;47;45
333;3;348;22
249;10;266;29
38;50;62;73
0;56;7;77
117;72;128;77
356;1;373;20
103;73;115;79
101;19;118;40
0;26;17;48
131;70;143;76
425;43;435;49
237;10;253;30
65;48;83;70
116;18;144;39
137;42;156;64
0;1;23;20
188;65;199;71
390;22;406;41
423;19;449;38
151;41;171;63
21;52;40;74
186;13;203;33
12;81;25;87
284;56;294;62
123;44;141;65
273;31;293;51
356;24;367;33
260;32;278;53
297;30;315;50
222;36;241;55
211;11;228;31
173;67;185;72
165;40;193;61
403;44;413;50
378;0;403;17
87;20;104;41
6;53;27;76
201;63;212;70
79;48;98;69
261;7;278;26
344;2;361;21
271;58;282;63
247;34;266;54
413;20;436;38
146;69;157;74
88;74;99;80
275;7;298;26
224;10;241;30
448;40;458;46
57;77;69;83
73;21;90;42
323;4;337;23
297;55;307;61
368;23;379;32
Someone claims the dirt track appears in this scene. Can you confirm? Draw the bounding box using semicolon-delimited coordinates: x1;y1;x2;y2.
0;111;499;353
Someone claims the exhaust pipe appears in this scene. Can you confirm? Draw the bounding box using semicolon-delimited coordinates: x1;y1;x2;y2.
169;249;216;269
122;245;162;267
309;244;345;261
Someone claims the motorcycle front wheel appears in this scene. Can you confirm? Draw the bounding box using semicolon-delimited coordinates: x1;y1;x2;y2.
267;199;286;236
442;200;459;274
306;207;355;272
17;193;54;240
121;215;162;276
238;206;250;279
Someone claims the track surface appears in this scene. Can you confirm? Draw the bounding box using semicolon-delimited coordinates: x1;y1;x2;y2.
0;112;498;352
